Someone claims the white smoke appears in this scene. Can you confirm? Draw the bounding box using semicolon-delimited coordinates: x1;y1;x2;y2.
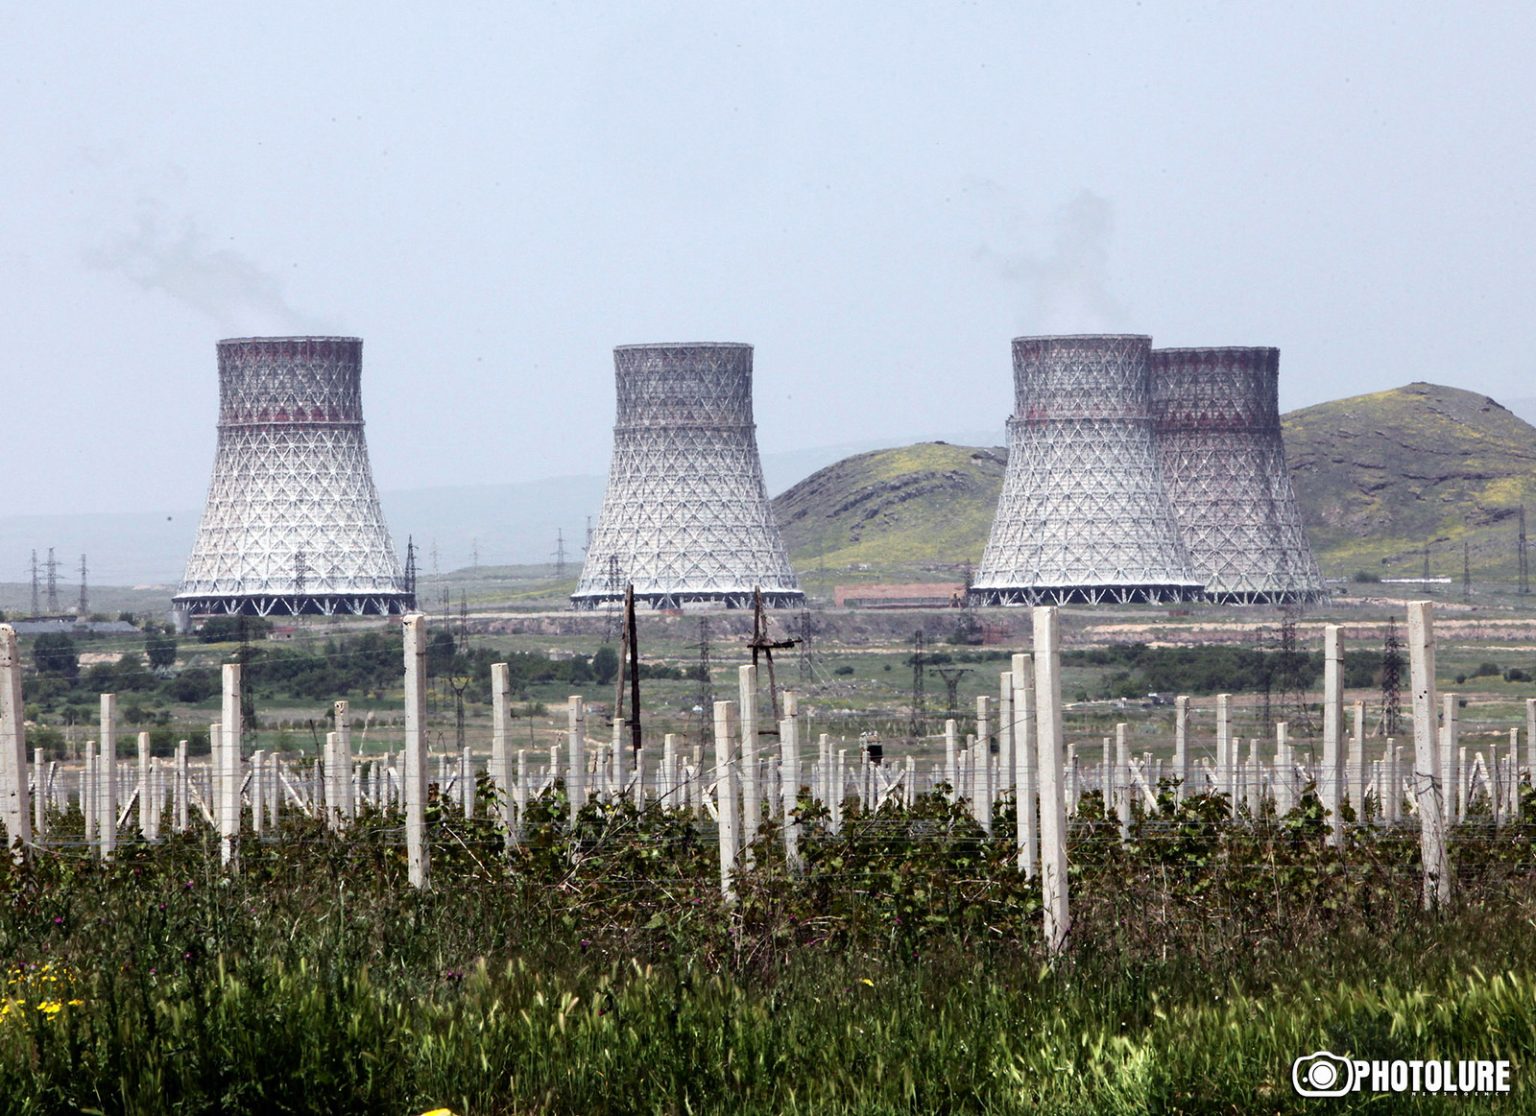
88;213;331;337
982;189;1129;334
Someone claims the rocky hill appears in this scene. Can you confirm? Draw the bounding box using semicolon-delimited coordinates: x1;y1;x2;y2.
771;383;1536;586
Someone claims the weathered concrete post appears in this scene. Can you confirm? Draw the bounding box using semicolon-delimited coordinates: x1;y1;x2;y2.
1384;739;1399;824
1012;652;1035;876
0;627;30;857
566;695;585;820
137;731;153;839
335;700;354;823
945;718;959;802
218;670;241;867
1115;723;1131;841
459;746;474;819
713;700;738;900
1527;698;1536;785
1275;723;1294;817
1512;728;1523;823
738;665;759;855
174;740;188;833
1408;601;1449;908
1322;625;1344;846
403;613;430;889
250;750;266;837
1217;694;1235;817
780;709;801;872
996;672;1012;807
1033;606;1070;955
31;748;46;843
1349;699;1366;820
1173;695;1189;803
1441;693;1460;826
490;665;514;845
100;694;118;860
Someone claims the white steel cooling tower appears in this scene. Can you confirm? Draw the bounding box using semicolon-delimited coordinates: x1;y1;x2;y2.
971;335;1202;605
173;337;413;620
572;343;803;610
1151;347;1326;603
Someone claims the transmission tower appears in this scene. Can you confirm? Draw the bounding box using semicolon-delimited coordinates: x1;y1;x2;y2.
796;607;816;682
78;555;87;616
602;555;623;643
1380;617;1402;737
45;548;58;614
1276;606;1314;734
1519;506;1530;596
553;530;568;579
932;665;972;724
909;628;927;740
404;537;418;597
29;551;38;617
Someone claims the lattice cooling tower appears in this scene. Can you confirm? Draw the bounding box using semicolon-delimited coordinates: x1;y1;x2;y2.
173;337;413;619
572;343;803;610
1151;347;1326;604
971;335;1203;605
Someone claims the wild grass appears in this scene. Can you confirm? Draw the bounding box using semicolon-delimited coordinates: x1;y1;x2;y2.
1;789;1534;1113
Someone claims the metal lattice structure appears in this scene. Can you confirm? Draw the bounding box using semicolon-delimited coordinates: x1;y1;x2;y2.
1152;347;1326;604
173;337;413;620
970;335;1202;606
572;343;803;611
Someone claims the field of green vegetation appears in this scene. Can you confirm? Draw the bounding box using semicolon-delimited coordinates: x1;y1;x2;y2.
3;783;1536;1113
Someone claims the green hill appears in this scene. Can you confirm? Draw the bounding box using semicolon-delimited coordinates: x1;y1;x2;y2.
1285;382;1536;580
773;441;1005;581
772;383;1536;589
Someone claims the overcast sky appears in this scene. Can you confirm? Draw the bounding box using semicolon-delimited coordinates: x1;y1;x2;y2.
3;2;1533;518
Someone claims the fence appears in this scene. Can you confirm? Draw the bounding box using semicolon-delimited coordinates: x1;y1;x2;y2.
0;602;1516;952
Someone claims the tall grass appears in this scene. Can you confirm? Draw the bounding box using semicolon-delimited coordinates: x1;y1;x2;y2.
1;790;1534;1113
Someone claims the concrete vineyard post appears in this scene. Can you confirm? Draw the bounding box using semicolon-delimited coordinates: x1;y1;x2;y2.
713;700;738;900
1034;606;1070;956
403;614;430;889
1408;601;1449;908
0;627;30;856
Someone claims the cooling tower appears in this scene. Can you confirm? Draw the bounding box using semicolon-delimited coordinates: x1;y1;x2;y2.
971;335;1202;606
173;337;413;620
1151;347;1326;603
572;343;803;610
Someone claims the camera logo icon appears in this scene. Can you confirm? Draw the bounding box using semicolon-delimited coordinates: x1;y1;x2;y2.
1293;1051;1356;1097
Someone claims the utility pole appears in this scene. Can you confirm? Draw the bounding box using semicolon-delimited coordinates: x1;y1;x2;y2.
626;584;642;757
747;586;798;723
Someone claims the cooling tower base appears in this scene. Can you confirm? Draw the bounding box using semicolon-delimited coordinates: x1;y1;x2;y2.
967;583;1205;607
570;588;805;612
172;592;416;619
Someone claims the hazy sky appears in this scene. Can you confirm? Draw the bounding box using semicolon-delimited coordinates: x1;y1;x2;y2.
4;2;1533;518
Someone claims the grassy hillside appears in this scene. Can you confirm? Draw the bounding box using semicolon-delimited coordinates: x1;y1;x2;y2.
1285;382;1536;580
772;441;1004;581
773;384;1536;589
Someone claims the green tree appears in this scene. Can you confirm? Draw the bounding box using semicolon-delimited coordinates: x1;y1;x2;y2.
146;630;178;671
32;633;79;681
592;646;620;686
